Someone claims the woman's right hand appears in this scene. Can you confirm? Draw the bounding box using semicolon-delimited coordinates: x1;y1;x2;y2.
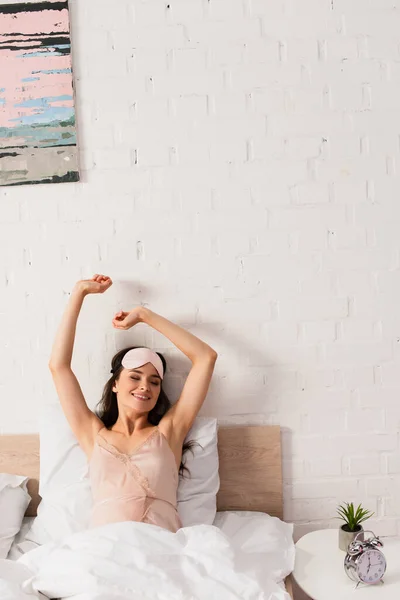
74;274;113;296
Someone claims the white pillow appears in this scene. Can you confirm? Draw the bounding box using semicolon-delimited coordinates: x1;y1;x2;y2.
177;417;219;526
26;404;219;544
25;404;92;546
0;474;31;558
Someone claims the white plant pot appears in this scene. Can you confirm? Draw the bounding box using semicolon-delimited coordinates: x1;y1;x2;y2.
339;524;364;552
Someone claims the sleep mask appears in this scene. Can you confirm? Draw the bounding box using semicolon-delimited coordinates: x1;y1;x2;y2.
119;347;164;379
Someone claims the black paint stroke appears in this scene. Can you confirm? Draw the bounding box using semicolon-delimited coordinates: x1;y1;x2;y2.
0;152;19;158
4;171;79;186
0;2;68;15
0;31;69;37
0;35;70;46
0;142;76;151
0;43;70;54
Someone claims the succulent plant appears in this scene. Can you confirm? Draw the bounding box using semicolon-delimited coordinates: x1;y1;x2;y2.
336;502;374;532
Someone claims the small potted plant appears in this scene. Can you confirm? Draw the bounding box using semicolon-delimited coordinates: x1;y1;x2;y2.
336;502;374;552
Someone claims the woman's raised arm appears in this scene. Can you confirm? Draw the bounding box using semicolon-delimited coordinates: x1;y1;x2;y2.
49;274;112;456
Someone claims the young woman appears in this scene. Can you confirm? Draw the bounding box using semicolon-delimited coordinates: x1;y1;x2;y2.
49;274;217;533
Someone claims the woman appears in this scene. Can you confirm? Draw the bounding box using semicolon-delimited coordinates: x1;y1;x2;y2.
49;274;217;533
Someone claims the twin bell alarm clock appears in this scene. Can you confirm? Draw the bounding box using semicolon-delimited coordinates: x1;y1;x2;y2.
344;530;386;587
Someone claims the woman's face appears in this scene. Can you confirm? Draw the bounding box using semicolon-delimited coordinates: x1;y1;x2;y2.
113;362;162;414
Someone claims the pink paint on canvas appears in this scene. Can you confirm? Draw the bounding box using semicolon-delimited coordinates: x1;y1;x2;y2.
0;49;73;127
0;2;74;131
0;7;69;36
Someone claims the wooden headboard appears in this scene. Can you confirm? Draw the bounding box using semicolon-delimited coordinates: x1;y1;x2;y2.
0;425;283;519
0;434;40;517
217;425;283;518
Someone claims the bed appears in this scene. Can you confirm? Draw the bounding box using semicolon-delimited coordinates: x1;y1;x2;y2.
0;425;295;599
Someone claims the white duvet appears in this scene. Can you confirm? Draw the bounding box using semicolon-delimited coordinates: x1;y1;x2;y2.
0;512;294;600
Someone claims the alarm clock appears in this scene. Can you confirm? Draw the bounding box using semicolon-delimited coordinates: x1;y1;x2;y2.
344;530;386;587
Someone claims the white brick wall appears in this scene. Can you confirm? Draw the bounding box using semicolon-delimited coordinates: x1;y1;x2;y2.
1;0;400;542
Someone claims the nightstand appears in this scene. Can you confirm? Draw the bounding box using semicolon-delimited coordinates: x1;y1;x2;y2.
293;529;400;599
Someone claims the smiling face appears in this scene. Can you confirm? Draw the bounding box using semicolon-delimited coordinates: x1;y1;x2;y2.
112;362;162;415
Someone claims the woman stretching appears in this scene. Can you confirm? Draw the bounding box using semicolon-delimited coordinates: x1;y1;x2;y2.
49;274;217;533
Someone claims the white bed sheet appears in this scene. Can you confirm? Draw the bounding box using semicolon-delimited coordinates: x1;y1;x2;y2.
2;511;294;599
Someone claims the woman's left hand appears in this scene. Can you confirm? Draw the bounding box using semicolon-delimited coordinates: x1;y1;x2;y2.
112;307;144;330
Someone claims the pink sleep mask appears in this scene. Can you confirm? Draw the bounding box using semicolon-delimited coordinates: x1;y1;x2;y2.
121;348;164;379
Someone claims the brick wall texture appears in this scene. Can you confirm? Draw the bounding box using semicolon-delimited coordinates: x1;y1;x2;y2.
1;0;399;540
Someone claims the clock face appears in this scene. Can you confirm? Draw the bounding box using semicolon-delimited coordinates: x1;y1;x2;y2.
357;549;386;584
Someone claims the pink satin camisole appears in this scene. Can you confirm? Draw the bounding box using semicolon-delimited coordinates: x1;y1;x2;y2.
88;426;182;533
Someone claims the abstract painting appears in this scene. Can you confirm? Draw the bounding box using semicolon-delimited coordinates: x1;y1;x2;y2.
0;0;79;186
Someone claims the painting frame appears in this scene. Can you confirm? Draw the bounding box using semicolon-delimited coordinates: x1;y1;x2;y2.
0;0;79;187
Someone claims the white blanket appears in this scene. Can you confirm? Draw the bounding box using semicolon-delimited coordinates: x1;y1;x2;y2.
0;512;294;600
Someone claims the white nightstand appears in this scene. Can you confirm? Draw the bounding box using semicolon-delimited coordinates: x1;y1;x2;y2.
293;529;400;600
